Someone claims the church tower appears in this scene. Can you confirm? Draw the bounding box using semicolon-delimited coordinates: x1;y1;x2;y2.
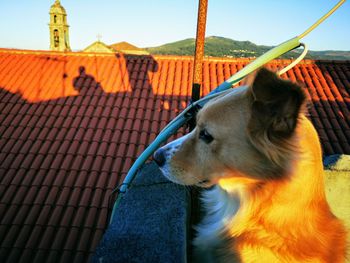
49;0;71;51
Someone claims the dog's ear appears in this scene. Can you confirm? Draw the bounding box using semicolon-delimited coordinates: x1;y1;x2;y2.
248;68;306;139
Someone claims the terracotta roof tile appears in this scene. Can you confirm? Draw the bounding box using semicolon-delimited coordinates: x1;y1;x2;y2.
0;49;349;262
73;173;89;188
50;227;67;250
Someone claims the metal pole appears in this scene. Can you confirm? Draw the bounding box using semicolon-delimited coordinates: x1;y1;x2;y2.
192;0;208;103
189;2;208;241
189;0;208;131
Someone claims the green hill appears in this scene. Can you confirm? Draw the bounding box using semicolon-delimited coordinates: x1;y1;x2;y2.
146;36;350;60
146;38;196;56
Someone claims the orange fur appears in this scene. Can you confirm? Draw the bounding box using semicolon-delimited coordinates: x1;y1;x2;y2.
219;116;347;262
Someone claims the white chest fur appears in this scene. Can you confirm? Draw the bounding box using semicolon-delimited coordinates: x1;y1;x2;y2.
194;186;240;249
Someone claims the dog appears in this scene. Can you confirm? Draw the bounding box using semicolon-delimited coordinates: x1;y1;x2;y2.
153;68;347;262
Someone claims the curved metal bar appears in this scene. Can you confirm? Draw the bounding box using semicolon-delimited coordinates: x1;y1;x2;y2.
277;43;308;76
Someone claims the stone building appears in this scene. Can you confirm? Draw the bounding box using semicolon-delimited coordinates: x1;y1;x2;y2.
83;41;149;55
49;0;71;51
83;40;116;53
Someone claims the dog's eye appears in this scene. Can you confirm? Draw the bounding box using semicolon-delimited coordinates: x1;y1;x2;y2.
199;129;214;143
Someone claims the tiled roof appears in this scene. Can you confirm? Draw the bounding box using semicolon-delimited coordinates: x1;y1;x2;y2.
0;48;349;262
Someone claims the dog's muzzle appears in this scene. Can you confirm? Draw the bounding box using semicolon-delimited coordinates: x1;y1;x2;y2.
153;148;166;167
153;133;190;168
153;133;216;188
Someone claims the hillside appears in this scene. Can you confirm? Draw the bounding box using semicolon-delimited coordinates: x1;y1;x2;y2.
146;36;350;60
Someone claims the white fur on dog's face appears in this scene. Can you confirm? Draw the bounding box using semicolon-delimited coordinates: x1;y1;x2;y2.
157;86;262;187
157;133;193;184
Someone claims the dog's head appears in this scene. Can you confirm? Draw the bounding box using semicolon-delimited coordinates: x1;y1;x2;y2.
154;68;306;187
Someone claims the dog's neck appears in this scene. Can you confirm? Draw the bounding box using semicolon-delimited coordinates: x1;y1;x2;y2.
195;185;240;249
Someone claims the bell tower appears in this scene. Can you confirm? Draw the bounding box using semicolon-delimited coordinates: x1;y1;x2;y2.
49;0;71;51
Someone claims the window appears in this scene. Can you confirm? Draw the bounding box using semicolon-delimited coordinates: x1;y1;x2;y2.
54;29;59;47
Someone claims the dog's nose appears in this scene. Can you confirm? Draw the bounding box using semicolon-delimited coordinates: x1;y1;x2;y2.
153;148;166;167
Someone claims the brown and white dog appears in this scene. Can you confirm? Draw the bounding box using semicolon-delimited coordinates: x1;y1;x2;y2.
154;68;347;262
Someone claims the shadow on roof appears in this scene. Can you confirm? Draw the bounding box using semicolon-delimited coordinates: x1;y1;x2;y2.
0;53;190;263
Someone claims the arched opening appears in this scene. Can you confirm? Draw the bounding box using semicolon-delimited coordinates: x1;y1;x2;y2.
54;29;59;47
54;15;57;23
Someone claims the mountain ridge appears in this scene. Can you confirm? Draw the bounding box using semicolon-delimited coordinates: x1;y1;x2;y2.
145;36;350;60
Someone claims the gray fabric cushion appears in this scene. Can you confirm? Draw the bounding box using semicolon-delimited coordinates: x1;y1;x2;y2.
91;162;190;263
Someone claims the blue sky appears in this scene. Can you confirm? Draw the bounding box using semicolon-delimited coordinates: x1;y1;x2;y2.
0;0;349;51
